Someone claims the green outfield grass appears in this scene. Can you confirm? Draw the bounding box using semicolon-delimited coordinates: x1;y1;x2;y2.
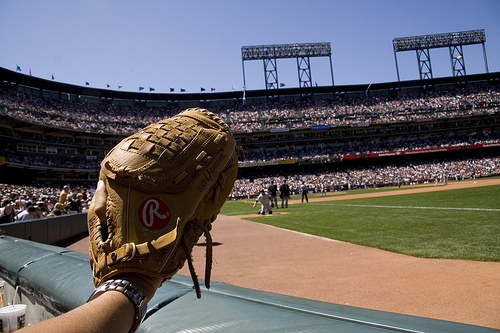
220;183;500;262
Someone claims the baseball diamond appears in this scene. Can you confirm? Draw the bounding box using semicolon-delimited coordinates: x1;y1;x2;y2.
61;178;500;330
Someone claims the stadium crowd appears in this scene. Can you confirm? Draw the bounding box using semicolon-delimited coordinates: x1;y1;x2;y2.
230;155;500;199
1;84;500;168
0;127;500;170
0;85;499;210
226;86;500;132
0;183;93;224
1;130;499;169
1;85;499;134
0;155;498;212
242;133;500;163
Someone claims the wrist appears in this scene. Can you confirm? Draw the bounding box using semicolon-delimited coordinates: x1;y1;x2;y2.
112;273;162;301
87;277;153;333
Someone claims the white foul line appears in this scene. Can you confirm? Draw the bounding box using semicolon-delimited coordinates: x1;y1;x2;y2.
318;203;500;212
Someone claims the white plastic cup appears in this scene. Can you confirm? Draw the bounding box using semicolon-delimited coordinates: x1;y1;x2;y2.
0;304;26;333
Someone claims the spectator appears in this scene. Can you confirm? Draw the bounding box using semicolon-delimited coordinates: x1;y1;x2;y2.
0;198;11;215
16;205;40;221
0;203;16;224
59;185;70;205
68;193;83;213
48;203;64;216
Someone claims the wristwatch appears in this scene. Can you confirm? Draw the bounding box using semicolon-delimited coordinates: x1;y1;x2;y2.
87;279;147;333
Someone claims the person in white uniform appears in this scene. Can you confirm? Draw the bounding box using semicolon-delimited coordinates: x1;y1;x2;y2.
252;189;273;215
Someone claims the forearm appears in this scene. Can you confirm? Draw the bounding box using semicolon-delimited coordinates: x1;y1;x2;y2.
20;290;135;333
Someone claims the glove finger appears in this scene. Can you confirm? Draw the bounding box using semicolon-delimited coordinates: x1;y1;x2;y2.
92;180;108;225
88;179;111;271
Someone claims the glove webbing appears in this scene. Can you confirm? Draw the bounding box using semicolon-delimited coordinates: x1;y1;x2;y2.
182;224;213;299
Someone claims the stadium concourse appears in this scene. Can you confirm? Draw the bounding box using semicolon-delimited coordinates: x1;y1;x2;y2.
65;177;500;330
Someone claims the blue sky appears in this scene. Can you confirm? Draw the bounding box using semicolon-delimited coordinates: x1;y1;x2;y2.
1;0;499;93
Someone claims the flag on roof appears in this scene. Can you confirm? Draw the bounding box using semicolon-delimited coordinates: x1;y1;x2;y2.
180;88;185;92
139;86;144;91
16;65;21;71
107;84;110;88
149;87;155;91
52;75;54;80
170;88;174;92
211;88;215;91
201;87;206;91
85;81;89;86
118;85;123;89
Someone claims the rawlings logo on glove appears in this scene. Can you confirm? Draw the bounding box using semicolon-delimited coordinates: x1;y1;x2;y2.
137;198;171;230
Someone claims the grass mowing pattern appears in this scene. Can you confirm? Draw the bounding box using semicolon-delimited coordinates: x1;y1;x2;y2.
220;184;500;262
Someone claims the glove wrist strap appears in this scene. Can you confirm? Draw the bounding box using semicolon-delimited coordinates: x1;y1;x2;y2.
87;279;147;333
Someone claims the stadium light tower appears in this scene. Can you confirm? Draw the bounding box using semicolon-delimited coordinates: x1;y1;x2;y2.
393;29;488;81
241;42;334;89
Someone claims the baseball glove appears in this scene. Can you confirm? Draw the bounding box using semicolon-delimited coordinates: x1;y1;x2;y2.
87;108;240;303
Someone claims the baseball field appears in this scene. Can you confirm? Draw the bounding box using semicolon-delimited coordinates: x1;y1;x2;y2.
179;177;500;329
221;177;500;262
66;177;500;329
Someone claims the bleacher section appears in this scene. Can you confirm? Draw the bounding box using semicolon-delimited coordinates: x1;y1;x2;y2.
1;67;499;188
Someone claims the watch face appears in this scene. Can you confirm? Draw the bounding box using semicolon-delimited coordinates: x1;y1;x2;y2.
137;198;171;230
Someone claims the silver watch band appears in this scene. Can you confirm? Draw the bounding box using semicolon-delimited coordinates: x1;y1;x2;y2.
87;279;147;333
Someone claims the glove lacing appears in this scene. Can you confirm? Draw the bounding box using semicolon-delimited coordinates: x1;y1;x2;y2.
181;224;212;299
183;163;233;298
